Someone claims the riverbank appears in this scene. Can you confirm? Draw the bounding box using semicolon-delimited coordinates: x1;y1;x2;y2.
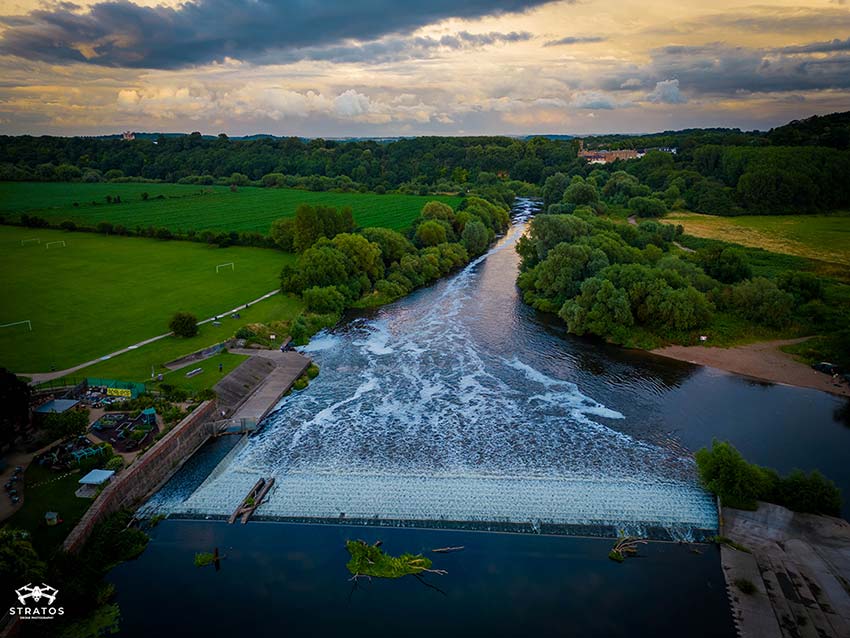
651;338;850;398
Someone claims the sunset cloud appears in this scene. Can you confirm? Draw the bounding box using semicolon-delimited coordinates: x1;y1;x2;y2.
0;0;848;136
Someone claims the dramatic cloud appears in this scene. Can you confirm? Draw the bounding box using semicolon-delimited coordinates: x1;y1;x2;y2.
0;0;555;68
544;36;606;46
570;90;617;109
780;37;850;54
646;79;687;104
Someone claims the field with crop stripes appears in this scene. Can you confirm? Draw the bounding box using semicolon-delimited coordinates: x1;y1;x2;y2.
0;182;461;234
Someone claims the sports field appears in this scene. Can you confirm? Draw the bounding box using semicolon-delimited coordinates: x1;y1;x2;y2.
666;211;850;266
0;225;295;372
0;182;461;234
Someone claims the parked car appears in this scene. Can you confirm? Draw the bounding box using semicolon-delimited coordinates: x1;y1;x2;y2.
812;362;841;375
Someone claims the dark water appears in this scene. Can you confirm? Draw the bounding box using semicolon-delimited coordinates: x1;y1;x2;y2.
109;198;849;636
110;520;734;638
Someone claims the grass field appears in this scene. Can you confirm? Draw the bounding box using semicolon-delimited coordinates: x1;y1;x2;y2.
39;293;303;388
0;182;461;233
5;464;91;557
0;225;296;372
666;211;850;266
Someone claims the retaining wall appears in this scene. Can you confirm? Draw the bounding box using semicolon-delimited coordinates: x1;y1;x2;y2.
62;400;217;553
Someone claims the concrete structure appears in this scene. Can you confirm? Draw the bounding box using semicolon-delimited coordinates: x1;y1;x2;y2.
720;503;850;638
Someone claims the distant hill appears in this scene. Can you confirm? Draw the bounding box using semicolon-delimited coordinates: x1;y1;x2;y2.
768;111;850;149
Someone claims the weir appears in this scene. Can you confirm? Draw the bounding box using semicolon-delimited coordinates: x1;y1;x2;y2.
144;199;719;540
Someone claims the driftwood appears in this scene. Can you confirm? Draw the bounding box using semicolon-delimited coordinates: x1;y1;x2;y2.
431;546;464;554
609;536;648;563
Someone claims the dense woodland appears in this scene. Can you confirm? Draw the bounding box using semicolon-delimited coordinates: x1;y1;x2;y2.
2;111;850;217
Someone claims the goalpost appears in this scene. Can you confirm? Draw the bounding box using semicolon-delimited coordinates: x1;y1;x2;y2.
216;262;235;273
45;240;66;249
21;238;40;246
0;320;32;332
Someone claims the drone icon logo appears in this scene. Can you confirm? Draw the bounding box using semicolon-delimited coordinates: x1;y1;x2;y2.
15;584;59;606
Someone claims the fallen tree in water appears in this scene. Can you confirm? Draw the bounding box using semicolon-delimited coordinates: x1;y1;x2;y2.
345;540;447;580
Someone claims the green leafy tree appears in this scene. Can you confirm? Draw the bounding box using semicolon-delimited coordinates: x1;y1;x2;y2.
700;246;752;283
169;312;199;337
44;408;89;440
359;227;416;266
414;219;449;247
0;529;46;593
562;176;599;206
730;277;795;327
559;278;634;342
461;220;490;256
695;440;770;510
269;217;295;251
303;286;346;315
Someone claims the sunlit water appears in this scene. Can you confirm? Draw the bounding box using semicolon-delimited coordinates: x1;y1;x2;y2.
142;199;722;538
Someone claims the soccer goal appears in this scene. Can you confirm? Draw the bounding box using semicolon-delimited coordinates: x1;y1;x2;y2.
45;240;66;249
216;262;235;273
0;320;32;332
20;238;40;246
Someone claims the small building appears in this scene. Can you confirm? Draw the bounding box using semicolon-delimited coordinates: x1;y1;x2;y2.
140;408;156;426
35;399;80;415
75;469;115;498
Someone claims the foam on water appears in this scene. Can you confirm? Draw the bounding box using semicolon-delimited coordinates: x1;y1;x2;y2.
148;199;718;538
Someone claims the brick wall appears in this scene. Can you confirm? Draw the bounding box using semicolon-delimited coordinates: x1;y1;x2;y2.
62;400;217;553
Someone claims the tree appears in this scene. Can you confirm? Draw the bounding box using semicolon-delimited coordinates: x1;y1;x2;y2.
169;312;198;337
359;227;416;266
559;278;634;343
542;172;569;209
0;529;46;594
44;408;89;440
562;176;599;206
695;440;769;510
420;201;455;222
628;196;667;217
0;368;31;448
700;246;751;283
461;220;489;256
302;286;346;315
730;277;794;327
270;217;296;251
414;220;448;247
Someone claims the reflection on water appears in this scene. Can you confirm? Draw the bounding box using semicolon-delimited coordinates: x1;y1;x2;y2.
108;520;736;638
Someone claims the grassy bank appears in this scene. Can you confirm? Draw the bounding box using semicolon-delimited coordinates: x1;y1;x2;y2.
667;210;850;267
0;225;294;372
0;182;462;234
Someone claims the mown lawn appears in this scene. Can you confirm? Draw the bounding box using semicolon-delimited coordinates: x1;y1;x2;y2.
37;293;303;388
0;225;295;372
666;210;850;266
0;182;461;233
4;464;92;558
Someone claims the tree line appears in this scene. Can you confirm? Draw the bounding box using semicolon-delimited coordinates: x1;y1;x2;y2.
276;198;509;343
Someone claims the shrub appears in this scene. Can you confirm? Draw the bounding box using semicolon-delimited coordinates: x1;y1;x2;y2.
700;246;751;283
60;220;77;231
169;312;198;338
695;440;770;510
777;271;823;302
303;285;346;315
292;375;309;391
734;578;757;595
628;196;667;217
105;456;125;471
729;278;795;328
306;363;320;379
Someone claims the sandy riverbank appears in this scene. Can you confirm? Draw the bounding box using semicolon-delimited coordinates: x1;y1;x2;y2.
652;338;849;398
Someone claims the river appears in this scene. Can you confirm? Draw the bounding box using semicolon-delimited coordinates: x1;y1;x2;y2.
111;198;850;636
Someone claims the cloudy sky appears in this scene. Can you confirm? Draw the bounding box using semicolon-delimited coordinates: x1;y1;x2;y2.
1;0;849;136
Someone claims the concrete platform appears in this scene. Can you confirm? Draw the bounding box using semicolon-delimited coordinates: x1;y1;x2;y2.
226;350;311;424
721;503;850;638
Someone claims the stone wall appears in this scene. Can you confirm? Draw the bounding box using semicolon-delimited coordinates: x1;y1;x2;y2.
62;400;217;553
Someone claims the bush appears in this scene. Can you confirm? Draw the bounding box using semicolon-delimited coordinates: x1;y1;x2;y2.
292;375;309;391
729;278;794;328
700;246;751;283
306;363;320;379
303;285;346;315
734;578;757;595
696;440;842;515
235;326;256;339
169;312;198;338
105;456;125;472
777;271;823;302
628;196;667;217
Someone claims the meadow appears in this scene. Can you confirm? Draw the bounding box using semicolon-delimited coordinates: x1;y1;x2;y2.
0;182;461;234
0;225;296;372
666;211;850;266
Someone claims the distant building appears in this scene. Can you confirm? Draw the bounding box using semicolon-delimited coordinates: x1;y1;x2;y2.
121;131;136;141
577;139;639;164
